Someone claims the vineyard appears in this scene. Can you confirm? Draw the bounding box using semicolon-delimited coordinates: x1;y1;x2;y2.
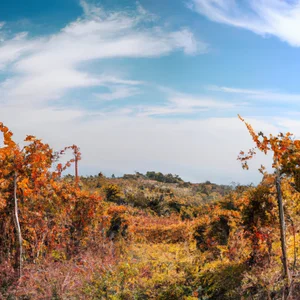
1;118;300;299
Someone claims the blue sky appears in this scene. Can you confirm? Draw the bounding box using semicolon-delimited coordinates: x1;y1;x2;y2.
1;0;300;184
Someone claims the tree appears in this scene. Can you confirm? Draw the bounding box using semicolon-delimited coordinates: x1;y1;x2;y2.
58;145;81;187
0;124;56;277
237;115;300;292
241;184;277;266
0;123;98;278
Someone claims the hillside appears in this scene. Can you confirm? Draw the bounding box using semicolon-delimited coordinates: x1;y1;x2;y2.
1;122;300;299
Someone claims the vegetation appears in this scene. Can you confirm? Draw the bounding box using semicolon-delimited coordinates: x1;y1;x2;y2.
1;117;300;299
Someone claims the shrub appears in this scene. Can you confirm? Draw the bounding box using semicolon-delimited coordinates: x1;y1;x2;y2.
104;184;123;204
198;261;246;300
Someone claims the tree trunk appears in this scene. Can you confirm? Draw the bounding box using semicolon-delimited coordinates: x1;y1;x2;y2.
291;219;297;270
13;171;22;278
75;156;78;187
275;175;291;288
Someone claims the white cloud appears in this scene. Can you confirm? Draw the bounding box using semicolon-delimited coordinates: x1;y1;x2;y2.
0;1;205;105
95;85;141;101
137;88;239;116
0;32;40;70
0;102;276;184
79;0;103;18
190;0;300;47
170;28;204;55
208;85;300;101
0;83;290;185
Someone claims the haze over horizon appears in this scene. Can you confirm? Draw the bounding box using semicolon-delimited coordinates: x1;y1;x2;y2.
1;0;300;184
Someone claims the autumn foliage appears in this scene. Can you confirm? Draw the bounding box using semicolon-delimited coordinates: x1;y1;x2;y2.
2;119;300;299
0;122;102;283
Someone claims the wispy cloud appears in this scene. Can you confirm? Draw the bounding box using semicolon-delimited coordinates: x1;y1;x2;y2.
208;85;300;101
95;85;141;101
0;32;39;70
0;1;206;106
189;0;300;47
137;88;238;117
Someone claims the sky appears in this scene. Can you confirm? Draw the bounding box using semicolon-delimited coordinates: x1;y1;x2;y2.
1;0;300;184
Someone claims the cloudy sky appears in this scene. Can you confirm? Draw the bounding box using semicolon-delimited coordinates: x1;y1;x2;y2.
1;0;300;184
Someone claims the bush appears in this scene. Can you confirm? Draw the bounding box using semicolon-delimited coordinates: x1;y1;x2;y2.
106;206;129;240
104;184;123;204
198;261;246;300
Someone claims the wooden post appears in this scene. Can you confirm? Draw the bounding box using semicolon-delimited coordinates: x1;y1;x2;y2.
13;171;22;278
74;148;79;187
275;175;291;289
